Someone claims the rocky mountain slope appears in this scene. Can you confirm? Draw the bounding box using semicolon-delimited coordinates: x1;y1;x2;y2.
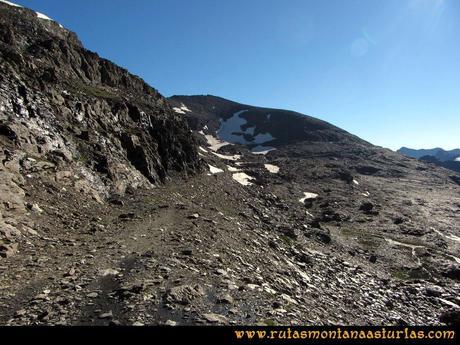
0;2;459;326
0;1;199;259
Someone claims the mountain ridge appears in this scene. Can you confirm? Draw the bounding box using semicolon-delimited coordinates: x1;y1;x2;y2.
169;94;369;151
398;147;460;161
398;147;460;173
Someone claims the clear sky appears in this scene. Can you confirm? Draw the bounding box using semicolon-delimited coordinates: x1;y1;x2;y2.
12;0;460;150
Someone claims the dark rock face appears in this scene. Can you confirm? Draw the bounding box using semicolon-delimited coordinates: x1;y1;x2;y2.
0;3;199;256
0;5;199;189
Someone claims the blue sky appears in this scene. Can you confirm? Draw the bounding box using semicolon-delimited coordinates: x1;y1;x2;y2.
13;0;460;150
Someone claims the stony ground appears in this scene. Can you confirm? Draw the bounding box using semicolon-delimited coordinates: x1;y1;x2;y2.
1;142;459;326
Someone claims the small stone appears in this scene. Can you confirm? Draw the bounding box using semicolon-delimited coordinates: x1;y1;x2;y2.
246;284;259;290
369;255;377;263
215;268;228;276
87;292;99;298
216;293;234;304
98;311;113;319
188;213;200;219
203;313;228;324
425;285;443;297
165;319;177;326
0;243;18;258
119;212;135;220
14;309;27;317
181;249;193;256
272;301;282;309
30;203;43;214
165;284;205;305
100;268;119;276
64;268;76;277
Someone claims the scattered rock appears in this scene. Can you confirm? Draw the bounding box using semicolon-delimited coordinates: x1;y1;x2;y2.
98;311;113;319
180;249;193;256
216;293;234;304
0;243;18;258
165;284;205;305
203;313;228;324
425;285;443;298
442;265;460;280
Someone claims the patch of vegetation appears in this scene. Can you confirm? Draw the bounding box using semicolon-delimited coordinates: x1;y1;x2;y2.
391;267;431;280
357;237;381;250
263;319;277;326
340;228;360;237
280;234;296;246
69;80;120;100
391;269;410;280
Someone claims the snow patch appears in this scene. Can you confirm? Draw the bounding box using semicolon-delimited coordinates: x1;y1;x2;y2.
253;132;275;144
227;165;241;172
36;11;52;20
432;227;460;243
173;103;191;114
455;157;460;162
299;192;318;203
1;1;65;28
217;110;276;146
173;108;186;114
353;179;359;185
199;146;208;153
0;0;22;7
204;135;230;152
232;172;255;186
212;152;241;161
217;110;249;144
251;146;276;155
264;164;280;174
208;164;223;174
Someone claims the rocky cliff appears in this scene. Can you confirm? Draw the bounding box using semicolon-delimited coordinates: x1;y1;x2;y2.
0;2;199;257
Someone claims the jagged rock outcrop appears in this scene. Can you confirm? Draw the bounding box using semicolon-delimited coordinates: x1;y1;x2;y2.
0;2;200;256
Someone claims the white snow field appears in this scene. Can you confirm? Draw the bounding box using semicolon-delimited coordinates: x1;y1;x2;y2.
232;172;255;186
208;164;223;174
264;164;280;174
